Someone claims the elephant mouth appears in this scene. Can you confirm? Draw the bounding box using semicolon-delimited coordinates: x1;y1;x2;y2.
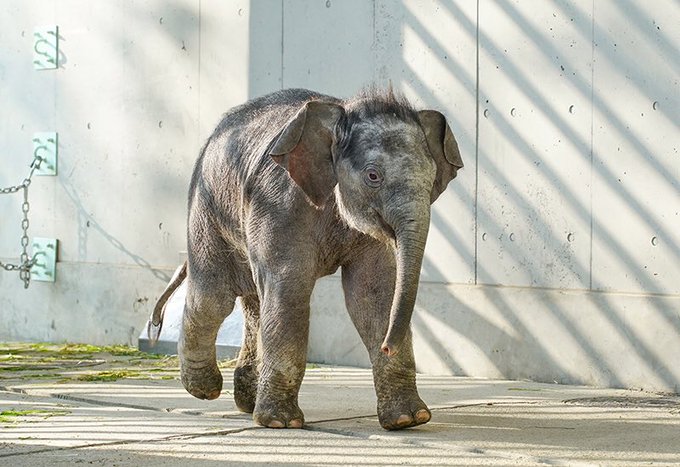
372;208;396;242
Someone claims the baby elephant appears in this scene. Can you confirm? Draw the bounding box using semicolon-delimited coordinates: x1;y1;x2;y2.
150;88;463;430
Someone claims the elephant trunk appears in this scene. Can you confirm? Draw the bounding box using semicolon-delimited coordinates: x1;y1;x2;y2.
380;207;430;357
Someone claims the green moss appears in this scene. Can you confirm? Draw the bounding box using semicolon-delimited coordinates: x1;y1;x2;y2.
0;342;172;361
75;370;175;382
0;343;54;354
76;371;141;382
0;366;36;372
218;358;238;369
0;343;206;382
14;373;62;379
57;343;158;357
0;409;70;423
0;354;28;362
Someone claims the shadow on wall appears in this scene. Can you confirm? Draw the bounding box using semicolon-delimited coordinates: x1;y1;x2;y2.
32;2;201;283
58;162;170;283
412;0;678;391
247;0;680;392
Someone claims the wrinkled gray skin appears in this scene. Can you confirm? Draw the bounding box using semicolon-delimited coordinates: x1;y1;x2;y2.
154;88;463;430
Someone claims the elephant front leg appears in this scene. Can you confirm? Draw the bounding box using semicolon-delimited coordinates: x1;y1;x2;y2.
368;333;431;430
342;242;431;430
252;279;313;429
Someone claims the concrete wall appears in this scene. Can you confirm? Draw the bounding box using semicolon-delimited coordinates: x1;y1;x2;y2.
1;1;678;392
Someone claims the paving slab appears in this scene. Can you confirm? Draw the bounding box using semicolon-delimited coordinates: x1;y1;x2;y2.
0;390;252;456
1;343;679;466
316;401;680;466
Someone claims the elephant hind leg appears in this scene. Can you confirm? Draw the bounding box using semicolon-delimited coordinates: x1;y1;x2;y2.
234;294;261;413
179;272;236;401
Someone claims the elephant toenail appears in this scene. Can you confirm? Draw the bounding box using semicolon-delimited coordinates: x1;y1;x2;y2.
206;389;221;400
288;419;303;428
396;414;412;426
415;409;431;423
268;420;285;428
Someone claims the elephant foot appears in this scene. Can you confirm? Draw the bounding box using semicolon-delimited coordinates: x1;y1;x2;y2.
180;361;223;401
253;398;304;429
233;364;259;413
378;396;431;430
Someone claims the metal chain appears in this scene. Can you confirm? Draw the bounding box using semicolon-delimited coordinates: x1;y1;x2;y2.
0;155;43;288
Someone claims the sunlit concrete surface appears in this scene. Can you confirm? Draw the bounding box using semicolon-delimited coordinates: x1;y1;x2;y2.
2;366;679;466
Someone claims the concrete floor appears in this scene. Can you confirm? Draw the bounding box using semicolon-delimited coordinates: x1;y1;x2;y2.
1;345;679;466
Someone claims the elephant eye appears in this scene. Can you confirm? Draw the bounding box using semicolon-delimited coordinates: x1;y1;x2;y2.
363;165;384;188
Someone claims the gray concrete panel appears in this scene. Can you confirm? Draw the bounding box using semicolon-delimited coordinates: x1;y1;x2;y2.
591;0;680;294
0;261;171;345
477;0;593;289
282;0;375;96
199;0;251;141
0;1;57;257
374;1;477;285
248;0;284;98
52;1;198;268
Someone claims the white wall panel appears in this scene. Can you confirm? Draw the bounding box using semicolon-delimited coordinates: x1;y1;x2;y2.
0;1;57;259
282;0;375;96
375;0;477;284
50;1;198;271
477;0;593;289
591;0;680;294
199;0;252;141
248;0;283;99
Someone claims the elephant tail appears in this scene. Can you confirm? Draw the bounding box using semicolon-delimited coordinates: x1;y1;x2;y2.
147;262;187;346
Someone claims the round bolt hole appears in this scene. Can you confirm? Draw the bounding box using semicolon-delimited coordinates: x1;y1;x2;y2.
238;8;243;16
159;17;163;24
326;0;331;7
510;108;517;117
652;101;659;111
651;236;658;246
481;232;488;241
509;233;515;241
483;109;489;118
567;233;574;242
158;121;163;128
87;122;91;130
569;105;575;114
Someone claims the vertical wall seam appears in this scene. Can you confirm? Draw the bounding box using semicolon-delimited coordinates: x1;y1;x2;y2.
53;2;58;144
280;0;285;89
197;0;201;149
589;0;595;290
474;0;480;285
372;0;376;83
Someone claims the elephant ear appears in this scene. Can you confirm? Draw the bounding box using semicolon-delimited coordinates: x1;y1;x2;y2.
418;110;464;203
270;101;345;207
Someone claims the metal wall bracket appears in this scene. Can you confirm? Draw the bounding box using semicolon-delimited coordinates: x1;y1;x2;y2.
33;132;58;175
33;26;59;70
31;238;58;282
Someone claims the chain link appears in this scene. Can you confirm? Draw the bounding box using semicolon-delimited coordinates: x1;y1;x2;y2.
0;155;43;288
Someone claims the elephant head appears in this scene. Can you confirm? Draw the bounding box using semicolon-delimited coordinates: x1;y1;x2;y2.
270;90;463;357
